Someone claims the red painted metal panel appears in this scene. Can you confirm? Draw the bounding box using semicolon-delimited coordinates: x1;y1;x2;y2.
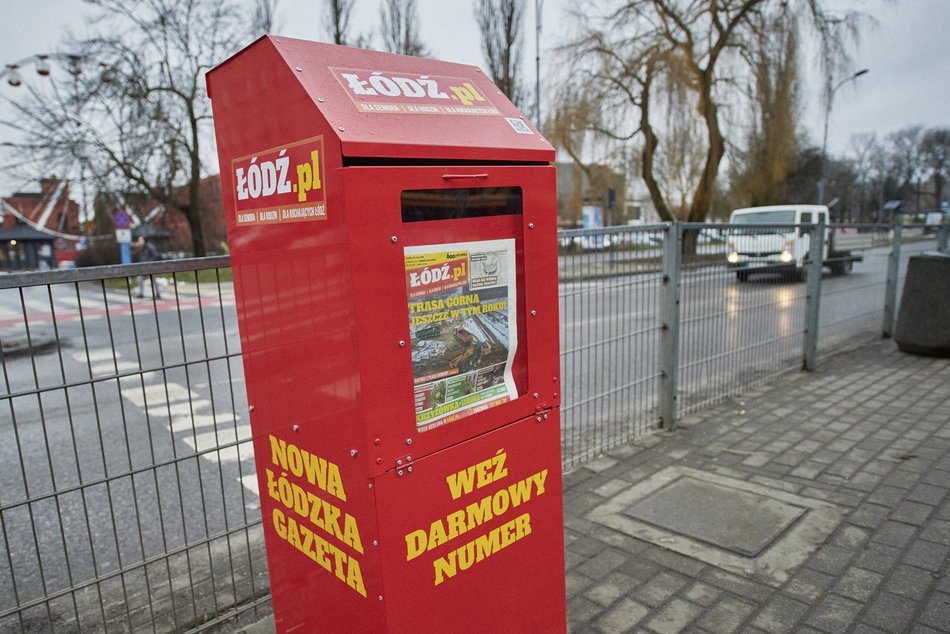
207;36;563;633
374;411;566;633
208;36;387;633
210;36;554;163
342;165;561;477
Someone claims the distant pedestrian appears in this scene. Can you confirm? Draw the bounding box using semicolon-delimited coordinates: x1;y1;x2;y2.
134;236;162;299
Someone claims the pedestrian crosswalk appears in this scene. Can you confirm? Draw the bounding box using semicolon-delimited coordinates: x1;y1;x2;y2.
130;370;258;497
123;379;198;408
0;286;236;330
2;280;255;515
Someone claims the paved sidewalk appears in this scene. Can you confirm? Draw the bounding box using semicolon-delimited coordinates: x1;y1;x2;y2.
563;338;950;633
243;338;948;633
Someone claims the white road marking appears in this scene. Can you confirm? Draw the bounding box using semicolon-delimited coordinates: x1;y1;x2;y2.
90;361;140;375
170;413;244;433
241;474;260;498
75;349;117;363
122;381;196;408
146;399;212;418
183;425;252;456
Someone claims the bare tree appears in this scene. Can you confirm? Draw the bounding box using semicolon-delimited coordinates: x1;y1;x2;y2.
546;83;631;226
850;132;878;222
919;127;950;206
324;0;356;45
555;0;863;236
887;126;924;208
730;6;801;208
252;0;281;33
474;0;526;107
655;57;705;214
5;0;261;256
380;0;428;56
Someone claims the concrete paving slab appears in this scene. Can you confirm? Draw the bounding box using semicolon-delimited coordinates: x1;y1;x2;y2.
621;475;807;557
589;466;844;586
227;339;950;633
566;338;950;633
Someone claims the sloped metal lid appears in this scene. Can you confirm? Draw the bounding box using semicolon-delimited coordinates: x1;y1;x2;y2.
213;36;554;163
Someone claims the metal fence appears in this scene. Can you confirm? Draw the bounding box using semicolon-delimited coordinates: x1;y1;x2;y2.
558;225;667;466
557;222;945;466
0;222;945;631
0;259;268;633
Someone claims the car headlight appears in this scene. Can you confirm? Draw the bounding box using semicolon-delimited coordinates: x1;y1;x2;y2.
779;250;794;263
727;252;739;264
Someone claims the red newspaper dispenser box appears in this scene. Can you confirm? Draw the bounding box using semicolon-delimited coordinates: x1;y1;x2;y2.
207;36;564;633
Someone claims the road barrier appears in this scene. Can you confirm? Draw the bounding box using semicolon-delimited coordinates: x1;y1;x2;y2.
0;222;941;631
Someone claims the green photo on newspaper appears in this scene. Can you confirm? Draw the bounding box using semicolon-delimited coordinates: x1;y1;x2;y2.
404;239;518;432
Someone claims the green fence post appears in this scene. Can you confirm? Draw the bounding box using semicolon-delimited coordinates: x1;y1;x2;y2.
659;222;682;429
882;223;903;338
802;220;825;371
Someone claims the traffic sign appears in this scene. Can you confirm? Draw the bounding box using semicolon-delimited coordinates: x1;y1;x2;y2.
114;210;131;229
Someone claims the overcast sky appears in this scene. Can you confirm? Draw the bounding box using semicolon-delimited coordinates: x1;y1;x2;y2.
1;0;948;193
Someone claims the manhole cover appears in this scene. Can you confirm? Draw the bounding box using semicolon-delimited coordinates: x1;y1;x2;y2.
590;466;844;585
622;476;807;557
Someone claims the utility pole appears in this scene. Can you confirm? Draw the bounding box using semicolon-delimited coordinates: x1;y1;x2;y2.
817;68;868;205
534;0;543;128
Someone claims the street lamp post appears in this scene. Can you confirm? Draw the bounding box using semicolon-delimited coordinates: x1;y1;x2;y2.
817;68;868;206
534;0;544;129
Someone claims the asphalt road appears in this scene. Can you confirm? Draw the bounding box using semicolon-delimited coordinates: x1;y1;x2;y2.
0;281;261;631
558;238;936;463
0;235;938;629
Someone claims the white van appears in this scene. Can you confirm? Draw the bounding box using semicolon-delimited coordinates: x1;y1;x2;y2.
726;205;863;282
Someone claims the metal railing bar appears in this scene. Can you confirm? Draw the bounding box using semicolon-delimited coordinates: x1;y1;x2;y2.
820;281;886;297
0;522;264;619
191;271;244;604
0;421;253;514
0;292;34;623
821;311;881;329
558;276;662;300
562;326;661;355
47;282;113;629
559;223;669;237
121;280;186;631
215;270;256;538
564;375;661;410
175;272;225;618
73;282;123;595
679;365;800;415
15;286;58;626
0;257;231;290
93;277;161;632
0;352;243;402
190;594;273;633
678;334;802;371
680;298;805;325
